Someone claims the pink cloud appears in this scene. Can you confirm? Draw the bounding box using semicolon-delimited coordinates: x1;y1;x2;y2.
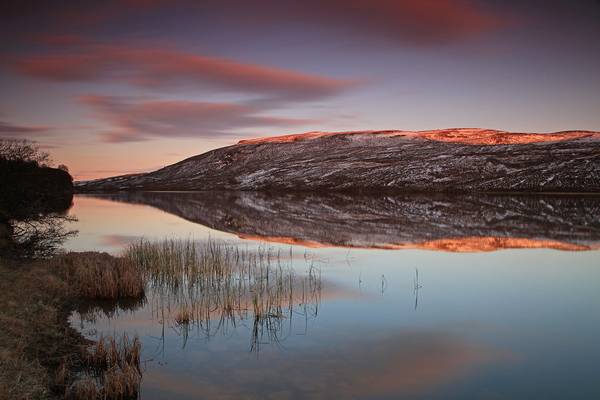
227;0;508;45
318;0;506;44
80;95;315;143
12;46;360;102
2;1;508;46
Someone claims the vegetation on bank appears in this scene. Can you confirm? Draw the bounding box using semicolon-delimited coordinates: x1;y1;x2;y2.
0;253;144;400
69;333;142;400
0;137;321;398
54;252;145;301
0;138;147;399
0;139;75;259
1;238;322;398
0;139;73;218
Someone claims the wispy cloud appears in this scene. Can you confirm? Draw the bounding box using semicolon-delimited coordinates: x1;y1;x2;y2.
80;95;316;143
11;46;360;102
248;0;507;45
7;43;355;143
1;1;508;47
0;120;50;138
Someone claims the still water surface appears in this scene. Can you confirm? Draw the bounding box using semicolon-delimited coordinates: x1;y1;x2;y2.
66;193;600;399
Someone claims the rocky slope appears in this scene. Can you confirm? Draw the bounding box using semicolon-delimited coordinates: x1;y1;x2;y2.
91;191;600;252
76;128;600;192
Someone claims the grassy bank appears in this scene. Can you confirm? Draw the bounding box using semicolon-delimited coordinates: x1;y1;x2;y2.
0;257;77;399
1;238;321;398
0;253;144;400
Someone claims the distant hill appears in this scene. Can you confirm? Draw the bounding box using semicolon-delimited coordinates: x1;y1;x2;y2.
76;128;600;193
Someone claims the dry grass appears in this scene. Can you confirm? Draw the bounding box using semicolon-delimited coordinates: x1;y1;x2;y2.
67;377;99;399
67;333;141;400
0;240;317;398
0;253;145;400
85;334;141;373
103;363;141;400
0;353;48;400
0;258;83;400
66;366;141;400
54;357;70;388
51;252;145;300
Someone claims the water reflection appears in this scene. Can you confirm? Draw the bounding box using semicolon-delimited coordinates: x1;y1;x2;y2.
85;191;600;252
148;261;323;353
142;330;508;400
67;195;600;399
0;191;76;259
78;240;328;352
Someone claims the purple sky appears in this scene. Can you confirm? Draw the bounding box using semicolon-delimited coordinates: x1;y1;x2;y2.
1;0;599;179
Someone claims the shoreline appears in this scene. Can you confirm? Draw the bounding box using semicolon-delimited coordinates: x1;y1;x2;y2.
0;253;144;400
73;189;600;196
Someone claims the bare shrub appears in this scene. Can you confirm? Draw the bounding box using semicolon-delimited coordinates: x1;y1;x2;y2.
0;138;51;166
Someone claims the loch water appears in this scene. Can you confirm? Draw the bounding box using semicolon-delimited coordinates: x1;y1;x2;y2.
66;193;600;399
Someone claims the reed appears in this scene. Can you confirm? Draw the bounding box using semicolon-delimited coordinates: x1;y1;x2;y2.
126;238;321;350
174;305;193;326
69;333;142;400
103;363;141;400
52;252;145;300
85;333;141;373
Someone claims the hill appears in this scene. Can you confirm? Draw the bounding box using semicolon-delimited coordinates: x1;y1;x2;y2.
76;128;600;192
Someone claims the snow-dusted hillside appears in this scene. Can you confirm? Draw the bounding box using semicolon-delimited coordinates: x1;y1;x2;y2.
76;128;600;192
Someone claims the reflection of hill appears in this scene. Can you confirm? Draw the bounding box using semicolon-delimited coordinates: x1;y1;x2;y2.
89;192;600;252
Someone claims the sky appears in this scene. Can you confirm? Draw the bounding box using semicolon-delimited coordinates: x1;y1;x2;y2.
1;0;599;180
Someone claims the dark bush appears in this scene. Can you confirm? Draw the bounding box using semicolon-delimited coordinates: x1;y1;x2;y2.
0;139;75;258
0;158;74;220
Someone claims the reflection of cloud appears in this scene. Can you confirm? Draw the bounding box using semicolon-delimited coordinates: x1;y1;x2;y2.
100;234;142;248
79;95;315;142
142;330;512;399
